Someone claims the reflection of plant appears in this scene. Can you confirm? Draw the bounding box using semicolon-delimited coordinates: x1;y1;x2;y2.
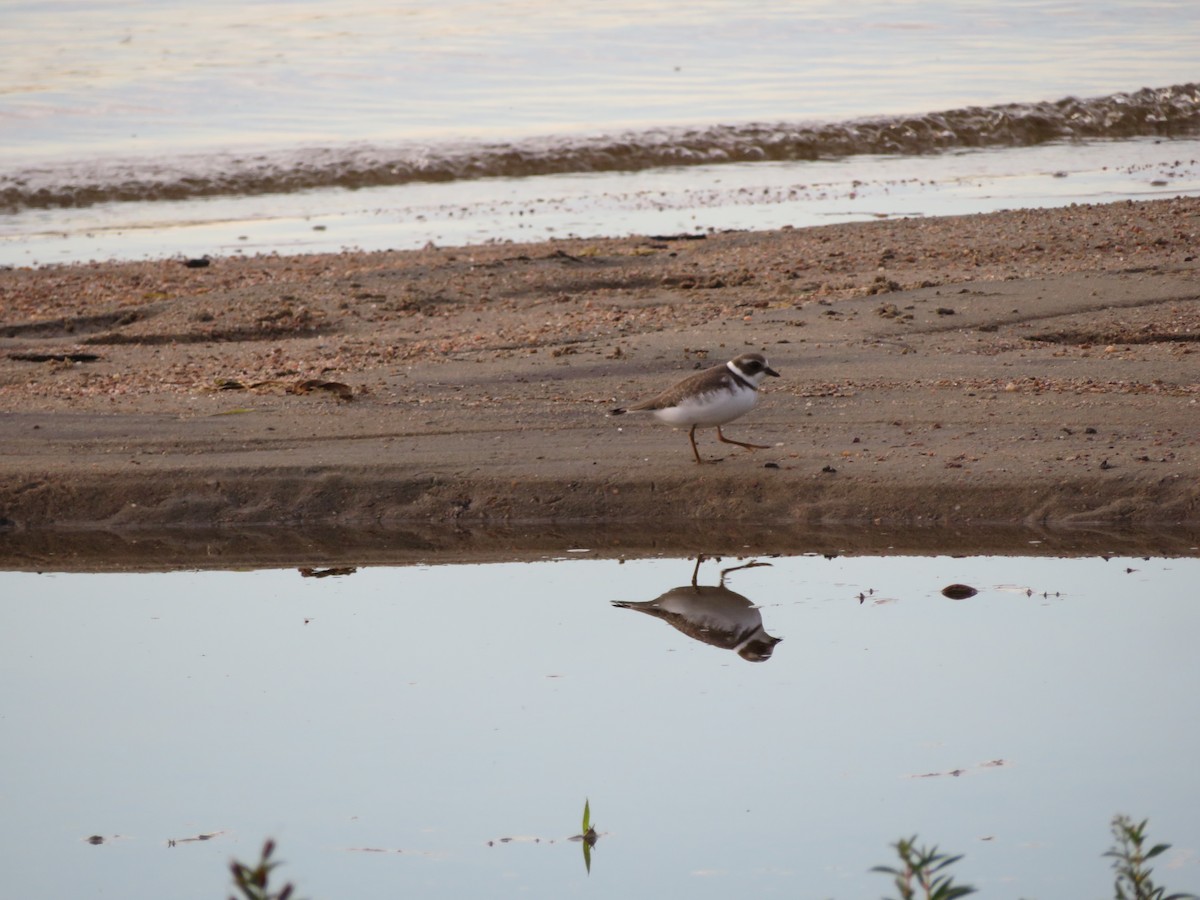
871;836;976;900
1104;815;1197;900
229;840;299;900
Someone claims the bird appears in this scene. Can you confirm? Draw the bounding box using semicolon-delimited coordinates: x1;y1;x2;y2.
612;557;782;662
610;352;780;463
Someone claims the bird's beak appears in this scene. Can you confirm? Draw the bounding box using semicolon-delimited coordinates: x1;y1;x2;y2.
765;366;780;377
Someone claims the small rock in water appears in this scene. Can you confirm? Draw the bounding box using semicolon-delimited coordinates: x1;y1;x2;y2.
941;583;978;600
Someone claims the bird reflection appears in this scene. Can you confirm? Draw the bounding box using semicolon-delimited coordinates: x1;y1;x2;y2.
612;556;782;662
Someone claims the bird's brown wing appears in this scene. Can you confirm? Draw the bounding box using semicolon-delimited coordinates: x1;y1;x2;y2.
627;364;731;411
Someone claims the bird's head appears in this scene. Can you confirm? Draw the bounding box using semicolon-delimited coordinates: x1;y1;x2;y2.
729;352;780;386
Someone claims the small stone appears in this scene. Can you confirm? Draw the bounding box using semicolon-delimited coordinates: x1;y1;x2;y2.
942;584;978;600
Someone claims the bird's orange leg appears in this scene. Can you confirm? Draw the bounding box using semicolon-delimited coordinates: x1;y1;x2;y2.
715;425;770;451
688;425;704;464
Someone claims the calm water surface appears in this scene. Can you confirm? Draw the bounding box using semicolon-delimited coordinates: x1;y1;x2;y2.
5;0;1198;160
2;553;1198;899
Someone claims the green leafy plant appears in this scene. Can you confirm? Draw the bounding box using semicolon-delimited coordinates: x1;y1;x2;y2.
573;798;599;874
229;839;299;900
1104;814;1197;900
582;798;594;837
871;835;977;900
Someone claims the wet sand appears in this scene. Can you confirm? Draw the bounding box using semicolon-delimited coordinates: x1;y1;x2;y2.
2;197;1198;567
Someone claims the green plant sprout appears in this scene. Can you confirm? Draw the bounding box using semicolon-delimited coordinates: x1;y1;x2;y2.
871;835;977;900
573;798;599;874
1104;814;1197;900
229;839;299;900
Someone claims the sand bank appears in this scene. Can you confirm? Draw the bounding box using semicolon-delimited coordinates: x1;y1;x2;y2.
2;198;1198;566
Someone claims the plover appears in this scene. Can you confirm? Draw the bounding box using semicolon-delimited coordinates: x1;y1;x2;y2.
610;352;780;463
612;557;782;662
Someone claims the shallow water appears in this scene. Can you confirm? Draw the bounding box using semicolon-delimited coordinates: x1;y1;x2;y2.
2;552;1198;899
5;136;1199;267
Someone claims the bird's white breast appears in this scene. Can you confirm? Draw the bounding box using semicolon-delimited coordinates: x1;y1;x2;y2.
652;383;758;426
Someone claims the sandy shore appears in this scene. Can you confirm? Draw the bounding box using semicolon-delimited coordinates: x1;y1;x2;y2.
2;197;1198;566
